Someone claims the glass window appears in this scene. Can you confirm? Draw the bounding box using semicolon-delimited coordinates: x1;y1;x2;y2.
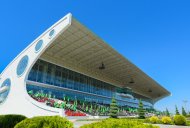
49;29;55;37
0;78;11;103
35;40;43;52
26;59;153;107
37;64;44;83
28;63;38;81
17;55;29;76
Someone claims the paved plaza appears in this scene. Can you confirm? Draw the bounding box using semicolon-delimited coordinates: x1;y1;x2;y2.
73;121;98;128
72;120;190;128
154;124;190;128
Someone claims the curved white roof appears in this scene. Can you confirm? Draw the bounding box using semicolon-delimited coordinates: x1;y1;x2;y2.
0;13;170;117
40;17;170;103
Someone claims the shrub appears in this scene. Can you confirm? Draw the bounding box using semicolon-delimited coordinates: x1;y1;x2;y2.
109;97;118;118
174;115;186;125
149;116;159;124
187;120;190;126
80;118;159;128
161;116;172;124
144;118;150;123
14;116;73;128
0;114;27;128
138;99;145;119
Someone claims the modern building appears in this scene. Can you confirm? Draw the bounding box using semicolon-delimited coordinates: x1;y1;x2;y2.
0;13;170;117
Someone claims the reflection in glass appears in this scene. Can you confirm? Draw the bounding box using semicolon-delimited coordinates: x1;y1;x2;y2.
0;79;11;103
27;59;153;108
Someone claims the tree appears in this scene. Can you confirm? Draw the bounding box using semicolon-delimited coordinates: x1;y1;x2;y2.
60;102;66;109
86;105;89;112
182;106;187;116
109;97;118;118
175;105;180;115
138;99;145;119
89;104;93;113
82;102;85;109
166;108;170;116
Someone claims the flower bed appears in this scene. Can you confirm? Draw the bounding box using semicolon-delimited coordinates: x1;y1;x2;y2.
65;110;86;116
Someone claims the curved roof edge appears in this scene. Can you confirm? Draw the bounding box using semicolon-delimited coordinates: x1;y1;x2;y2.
0;13;72;77
0;12;171;103
68;17;171;102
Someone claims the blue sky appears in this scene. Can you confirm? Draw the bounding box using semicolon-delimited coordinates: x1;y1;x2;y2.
1;0;190;113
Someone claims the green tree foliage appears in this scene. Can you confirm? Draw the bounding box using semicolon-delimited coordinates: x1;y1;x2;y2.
175;105;180;115
182;106;187;116
166;108;170;116
138;99;145;119
109;97;118;118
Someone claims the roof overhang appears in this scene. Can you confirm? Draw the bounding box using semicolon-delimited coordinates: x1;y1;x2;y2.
40;16;171;103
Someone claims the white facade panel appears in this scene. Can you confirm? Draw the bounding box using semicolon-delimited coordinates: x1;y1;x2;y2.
0;13;72;117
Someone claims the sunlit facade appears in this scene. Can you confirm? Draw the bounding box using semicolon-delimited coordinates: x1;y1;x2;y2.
0;13;170;117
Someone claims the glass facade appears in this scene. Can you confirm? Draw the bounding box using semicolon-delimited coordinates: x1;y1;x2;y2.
27;59;153;108
0;78;11;103
27;84;112;105
17;55;29;76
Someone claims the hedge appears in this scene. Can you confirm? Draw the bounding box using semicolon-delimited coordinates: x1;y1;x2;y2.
80;118;159;128
0;114;27;128
149;116;159;124
174;115;186;125
161;116;172;124
14;116;73;128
